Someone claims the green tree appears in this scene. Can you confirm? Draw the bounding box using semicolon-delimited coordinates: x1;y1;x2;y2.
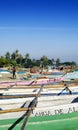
0;57;8;67
16;54;23;66
40;55;48;67
5;52;10;60
24;53;30;67
11;50;19;60
25;53;30;60
51;58;55;65
56;58;60;66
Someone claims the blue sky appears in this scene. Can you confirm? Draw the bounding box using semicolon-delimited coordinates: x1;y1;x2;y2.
0;0;78;63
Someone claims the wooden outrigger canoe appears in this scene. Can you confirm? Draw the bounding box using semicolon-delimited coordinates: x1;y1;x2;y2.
0;81;78;96
0;86;78;130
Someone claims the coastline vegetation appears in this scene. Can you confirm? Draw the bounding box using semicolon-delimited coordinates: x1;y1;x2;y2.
0;50;77;69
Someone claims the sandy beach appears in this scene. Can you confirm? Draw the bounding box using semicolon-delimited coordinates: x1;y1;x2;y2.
0;73;23;82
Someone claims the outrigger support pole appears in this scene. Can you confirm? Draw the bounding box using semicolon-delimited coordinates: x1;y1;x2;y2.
8;84;44;130
58;83;72;96
21;84;44;130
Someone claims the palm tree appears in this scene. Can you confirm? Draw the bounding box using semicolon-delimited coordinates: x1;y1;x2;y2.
51;58;55;65
40;55;48;67
15;50;19;60
24;53;30;67
25;53;30;60
56;58;60;66
5;52;10;60
16;54;23;65
11;50;19;60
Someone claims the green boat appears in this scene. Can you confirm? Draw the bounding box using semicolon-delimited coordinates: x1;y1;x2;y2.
1;112;78;130
0;85;78;130
0;93;78;130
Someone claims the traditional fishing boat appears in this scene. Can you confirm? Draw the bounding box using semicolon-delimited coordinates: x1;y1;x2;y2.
0;86;78;96
0;81;78;96
0;75;65;87
0;85;78;130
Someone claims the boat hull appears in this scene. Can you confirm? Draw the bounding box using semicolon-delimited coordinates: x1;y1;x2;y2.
0;112;78;130
0;95;78;130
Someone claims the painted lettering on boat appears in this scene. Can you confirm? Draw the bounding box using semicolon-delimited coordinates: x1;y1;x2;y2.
34;111;52;116
55;109;63;114
33;106;78;117
68;107;78;113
